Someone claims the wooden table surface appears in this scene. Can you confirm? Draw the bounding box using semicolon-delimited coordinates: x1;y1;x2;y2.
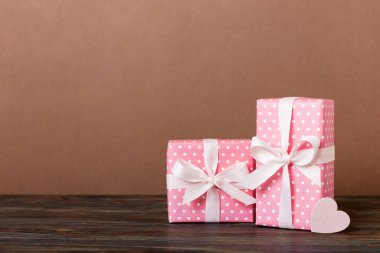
0;196;378;252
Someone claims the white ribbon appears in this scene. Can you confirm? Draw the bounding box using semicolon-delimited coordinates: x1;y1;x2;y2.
239;97;335;228
166;139;256;222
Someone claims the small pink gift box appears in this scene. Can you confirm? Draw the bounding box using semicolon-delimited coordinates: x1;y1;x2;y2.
240;97;335;230
166;139;255;223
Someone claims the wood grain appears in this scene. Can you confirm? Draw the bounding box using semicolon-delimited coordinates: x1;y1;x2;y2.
0;196;378;252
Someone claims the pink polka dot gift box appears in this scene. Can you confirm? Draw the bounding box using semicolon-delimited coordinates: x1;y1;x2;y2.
240;97;335;230
166;139;256;223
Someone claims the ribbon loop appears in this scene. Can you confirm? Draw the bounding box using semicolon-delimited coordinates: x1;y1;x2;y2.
290;136;320;166
251;137;282;163
172;160;209;182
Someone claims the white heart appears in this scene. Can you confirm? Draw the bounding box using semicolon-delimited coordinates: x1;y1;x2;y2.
311;197;350;233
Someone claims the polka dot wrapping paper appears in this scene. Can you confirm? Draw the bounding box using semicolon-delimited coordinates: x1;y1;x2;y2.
256;98;334;230
166;139;255;223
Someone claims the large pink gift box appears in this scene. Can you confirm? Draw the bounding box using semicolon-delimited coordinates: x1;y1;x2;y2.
166;139;255;223
255;98;334;230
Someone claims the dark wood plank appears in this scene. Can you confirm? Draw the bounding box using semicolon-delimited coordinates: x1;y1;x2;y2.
0;196;378;252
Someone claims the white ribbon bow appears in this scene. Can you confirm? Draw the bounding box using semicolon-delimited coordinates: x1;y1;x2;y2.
166;139;256;222
239;97;335;228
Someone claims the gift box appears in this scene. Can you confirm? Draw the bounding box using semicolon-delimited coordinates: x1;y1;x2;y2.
240;97;335;230
166;139;255;223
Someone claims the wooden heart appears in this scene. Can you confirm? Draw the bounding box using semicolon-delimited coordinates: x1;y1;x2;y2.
311;197;350;233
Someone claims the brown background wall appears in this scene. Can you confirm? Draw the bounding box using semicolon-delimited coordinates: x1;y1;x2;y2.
0;0;379;195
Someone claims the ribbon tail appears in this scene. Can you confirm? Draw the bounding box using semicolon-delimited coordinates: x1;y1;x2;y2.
182;182;213;205
278;165;294;229
218;181;256;205
296;165;322;187
237;161;284;190
205;187;220;222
